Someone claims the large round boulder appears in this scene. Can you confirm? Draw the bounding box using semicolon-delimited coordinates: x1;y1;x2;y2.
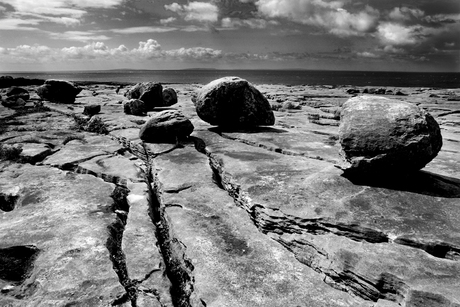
124;82;164;111
194;76;275;127
339;96;442;173
139;110;194;143
36;79;82;103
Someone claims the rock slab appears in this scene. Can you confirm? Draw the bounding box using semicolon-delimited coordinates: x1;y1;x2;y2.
339;96;442;173
139;110;194;143
194;76;275;127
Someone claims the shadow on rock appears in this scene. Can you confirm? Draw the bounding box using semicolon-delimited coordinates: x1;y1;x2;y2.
342;169;460;198
208;126;288;134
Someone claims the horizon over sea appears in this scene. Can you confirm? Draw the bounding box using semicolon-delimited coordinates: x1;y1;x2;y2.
2;69;460;88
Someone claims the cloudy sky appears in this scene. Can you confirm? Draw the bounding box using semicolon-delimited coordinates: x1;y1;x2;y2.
0;0;459;72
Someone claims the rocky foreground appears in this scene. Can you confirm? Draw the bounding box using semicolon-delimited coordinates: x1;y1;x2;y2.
1;80;460;307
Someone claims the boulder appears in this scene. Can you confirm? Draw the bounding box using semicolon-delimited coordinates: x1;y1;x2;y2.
83;104;101;116
2;97;27;108
194;76;275;127
338;96;442;173
162;88;178;106
124;82;163;110
139;110;194;143
6;87;29;100
36;79;82;103
123;99;146;116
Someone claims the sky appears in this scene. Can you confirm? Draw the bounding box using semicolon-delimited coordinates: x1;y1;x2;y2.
0;0;459;72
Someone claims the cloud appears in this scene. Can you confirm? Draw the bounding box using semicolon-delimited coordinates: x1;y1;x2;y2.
376;22;421;46
111;26;178;34
0;17;41;30
220;17;274;29
49;31;111;42
165;2;219;23
160;17;177;25
389;7;424;21
254;0;379;36
357;51;379;58
1;0;124;27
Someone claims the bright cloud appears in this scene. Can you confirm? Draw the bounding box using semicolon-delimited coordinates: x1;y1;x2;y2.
165;2;219;23
377;22;421;46
254;0;379;36
111;26;178;34
389;7;424;21
0;0;124;27
49;31;111;42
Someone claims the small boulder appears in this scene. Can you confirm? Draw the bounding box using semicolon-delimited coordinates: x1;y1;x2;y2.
2;97;27;108
6;87;30;100
339;96;442;174
346;88;360;95
124;82;163;111
124;99;146;116
139;110;194;143
194;76;275;127
162;88;178;106
36;79;82;103
83;105;101;116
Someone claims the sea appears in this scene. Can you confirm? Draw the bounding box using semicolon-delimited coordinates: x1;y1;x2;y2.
3;69;460;88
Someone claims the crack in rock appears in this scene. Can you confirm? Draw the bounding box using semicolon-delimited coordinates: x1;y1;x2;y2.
142;144;203;307
190;135;459;304
211;129;337;163
109;134;203;307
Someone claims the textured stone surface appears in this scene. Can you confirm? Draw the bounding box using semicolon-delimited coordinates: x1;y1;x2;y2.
194;77;275;127
1;82;460;307
36;79;82;103
124;99;146;116
339;96;442;173
83;104;101;116
139;110;194;143
124;82;163;111
162;88;178;106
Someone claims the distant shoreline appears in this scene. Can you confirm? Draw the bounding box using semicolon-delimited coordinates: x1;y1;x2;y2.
2;70;459;88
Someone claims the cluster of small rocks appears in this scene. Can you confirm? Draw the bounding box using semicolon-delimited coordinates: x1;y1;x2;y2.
128;77;275;143
346;88;407;96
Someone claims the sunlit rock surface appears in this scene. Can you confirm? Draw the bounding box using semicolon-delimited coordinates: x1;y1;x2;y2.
1;81;460;306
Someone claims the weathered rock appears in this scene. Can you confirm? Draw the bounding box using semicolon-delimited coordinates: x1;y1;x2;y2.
139;110;194;143
83;104;101;116
194;76;275;127
162;87;178;106
6;87;29;100
123;99;146;116
1;97;26;108
124;82;163;111
339;96;442;173
36;79;82;103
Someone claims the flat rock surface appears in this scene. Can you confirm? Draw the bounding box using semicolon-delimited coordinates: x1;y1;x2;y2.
1;82;460;306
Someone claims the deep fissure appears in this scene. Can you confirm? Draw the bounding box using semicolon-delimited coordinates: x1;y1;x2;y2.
190;135;458;303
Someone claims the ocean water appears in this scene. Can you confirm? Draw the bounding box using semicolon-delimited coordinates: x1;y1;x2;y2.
3;69;460;88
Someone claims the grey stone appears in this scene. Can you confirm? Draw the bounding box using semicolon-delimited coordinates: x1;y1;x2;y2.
162;88;178;106
83;104;101;116
338;96;442;173
36;79;82;103
139;110;194;143
124;82;163;111
123;99;146;116
194;76;275;127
